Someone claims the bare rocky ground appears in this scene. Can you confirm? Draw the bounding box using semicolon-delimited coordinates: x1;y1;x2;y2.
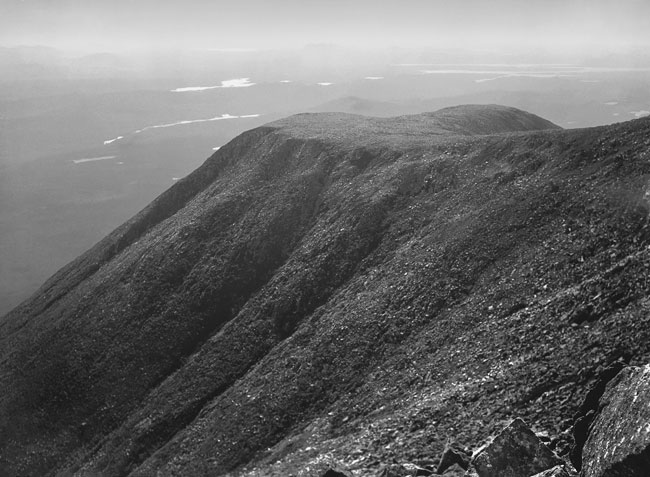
1;105;650;476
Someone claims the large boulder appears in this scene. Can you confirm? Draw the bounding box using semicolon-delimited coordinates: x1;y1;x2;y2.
581;364;650;477
471;418;562;477
436;443;471;474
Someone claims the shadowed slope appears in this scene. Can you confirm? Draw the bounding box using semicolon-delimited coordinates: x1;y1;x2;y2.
3;106;650;476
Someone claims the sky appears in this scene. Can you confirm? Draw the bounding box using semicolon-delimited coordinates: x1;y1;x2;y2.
1;0;650;53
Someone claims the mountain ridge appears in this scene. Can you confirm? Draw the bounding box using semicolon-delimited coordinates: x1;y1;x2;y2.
2;105;650;476
269;104;560;142
2;105;557;327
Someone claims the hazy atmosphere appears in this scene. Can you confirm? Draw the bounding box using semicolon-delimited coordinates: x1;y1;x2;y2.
2;0;650;52
2;1;650;315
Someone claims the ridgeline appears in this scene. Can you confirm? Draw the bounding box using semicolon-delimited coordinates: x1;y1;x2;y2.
2;105;650;476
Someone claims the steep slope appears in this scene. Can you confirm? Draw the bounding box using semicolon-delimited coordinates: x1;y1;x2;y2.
2;105;650;476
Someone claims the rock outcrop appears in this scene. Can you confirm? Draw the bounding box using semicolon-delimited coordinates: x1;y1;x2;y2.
436;444;471;474
470;418;562;477
580;364;650;477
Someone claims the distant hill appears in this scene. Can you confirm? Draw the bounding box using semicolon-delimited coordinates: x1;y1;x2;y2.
2;105;650;476
310;96;410;117
275;104;560;143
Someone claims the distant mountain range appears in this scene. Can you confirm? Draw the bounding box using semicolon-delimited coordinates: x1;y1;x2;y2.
2;105;650;476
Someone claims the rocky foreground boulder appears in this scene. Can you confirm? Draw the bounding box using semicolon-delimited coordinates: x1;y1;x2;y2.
470;418;563;477
437;444;471;474
580;364;650;477
472;364;650;477
321;363;650;476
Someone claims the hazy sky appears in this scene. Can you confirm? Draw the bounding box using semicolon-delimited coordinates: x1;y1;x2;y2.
2;0;650;53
